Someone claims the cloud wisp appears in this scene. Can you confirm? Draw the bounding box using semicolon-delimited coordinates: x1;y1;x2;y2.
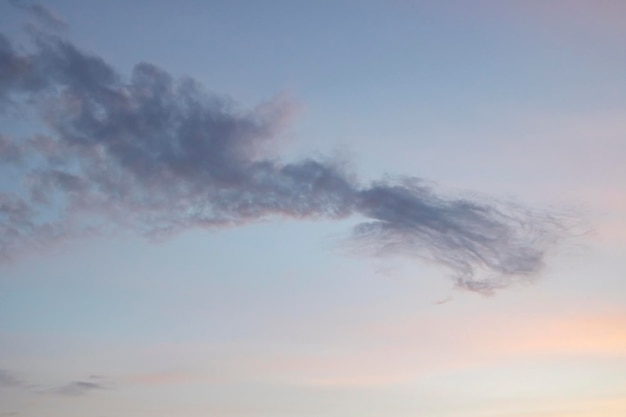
0;369;22;388
52;380;109;397
0;368;110;397
0;10;569;293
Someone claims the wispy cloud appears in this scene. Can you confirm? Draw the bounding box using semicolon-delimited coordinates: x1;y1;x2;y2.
49;375;111;397
0;369;22;388
0;369;111;397
8;0;68;32
0;8;573;293
52;380;108;396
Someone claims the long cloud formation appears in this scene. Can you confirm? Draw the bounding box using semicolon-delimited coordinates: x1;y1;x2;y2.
0;9;568;293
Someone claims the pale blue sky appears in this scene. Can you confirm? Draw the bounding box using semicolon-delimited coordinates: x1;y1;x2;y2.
1;1;625;416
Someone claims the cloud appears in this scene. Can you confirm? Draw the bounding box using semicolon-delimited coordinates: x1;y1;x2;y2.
53;380;107;396
0;15;573;293
0;369;22;388
8;1;68;32
0;369;110;396
51;375;110;396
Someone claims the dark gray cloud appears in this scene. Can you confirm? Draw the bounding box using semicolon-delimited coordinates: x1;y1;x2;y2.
0;17;571;293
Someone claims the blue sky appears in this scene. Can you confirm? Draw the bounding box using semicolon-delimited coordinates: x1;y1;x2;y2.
1;1;625;416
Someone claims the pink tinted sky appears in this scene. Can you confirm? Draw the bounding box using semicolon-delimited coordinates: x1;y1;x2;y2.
0;1;625;416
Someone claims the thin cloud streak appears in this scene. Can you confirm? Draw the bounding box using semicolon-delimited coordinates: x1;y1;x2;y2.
52;380;108;397
0;12;571;293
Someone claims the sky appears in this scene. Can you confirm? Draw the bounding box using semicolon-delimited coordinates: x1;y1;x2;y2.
0;0;625;416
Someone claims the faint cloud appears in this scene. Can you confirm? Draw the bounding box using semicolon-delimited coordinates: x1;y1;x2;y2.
434;295;453;305
9;0;68;32
52;375;111;396
0;369;22;388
